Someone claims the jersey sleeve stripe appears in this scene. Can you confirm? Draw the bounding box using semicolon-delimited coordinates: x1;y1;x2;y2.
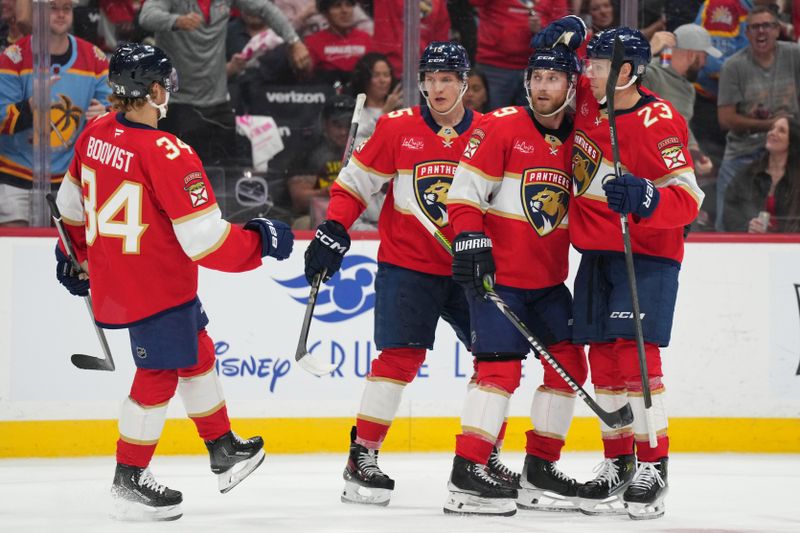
1;103;20;134
64;170;80;186
351;156;395;178
56;176;86;223
190;223;231;261
485;208;528;222
655;170;704;207
172;206;231;260
447;198;482;210
171;203;220;225
459;161;503;182
333;179;368;207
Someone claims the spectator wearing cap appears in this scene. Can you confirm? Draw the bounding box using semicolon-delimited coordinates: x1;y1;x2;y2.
715;5;800;230
288;93;384;229
287;94;355;227
645;24;722;179
139;0;311;167
304;0;374;85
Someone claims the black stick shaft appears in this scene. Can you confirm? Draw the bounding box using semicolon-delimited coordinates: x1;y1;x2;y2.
46;193;115;371
605;38;652;411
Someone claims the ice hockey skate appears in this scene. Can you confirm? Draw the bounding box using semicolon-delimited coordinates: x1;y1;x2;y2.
443;455;518;516
342;426;395;506
486;446;521;488
624;457;668;520
578;454;636;515
110;464;183;521
205;430;265;493
517;454;581;511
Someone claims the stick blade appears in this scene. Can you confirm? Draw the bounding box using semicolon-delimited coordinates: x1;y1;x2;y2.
296;352;336;377
71;353;115;371
602;402;634;429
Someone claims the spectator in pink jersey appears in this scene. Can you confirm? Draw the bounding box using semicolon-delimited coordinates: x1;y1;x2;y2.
304;0;373;84
471;0;569;110
372;0;450;74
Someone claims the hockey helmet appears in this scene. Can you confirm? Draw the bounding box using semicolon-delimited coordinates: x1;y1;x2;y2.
587;27;651;79
525;45;580;118
109;43;178;98
526;44;581;78
418;41;470;75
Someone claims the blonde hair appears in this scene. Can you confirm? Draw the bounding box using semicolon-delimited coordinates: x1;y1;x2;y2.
108;94;149;113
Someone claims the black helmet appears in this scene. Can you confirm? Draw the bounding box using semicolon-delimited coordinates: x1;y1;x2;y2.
527;45;581;77
323;94;356;123
109;43;178;98
418;41;470;74
587;27;652;79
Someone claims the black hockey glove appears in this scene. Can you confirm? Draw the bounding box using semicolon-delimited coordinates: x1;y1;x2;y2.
244;218;295;260
531;15;586;51
55;245;89;297
602;173;660;218
452;232;495;299
304;220;350;284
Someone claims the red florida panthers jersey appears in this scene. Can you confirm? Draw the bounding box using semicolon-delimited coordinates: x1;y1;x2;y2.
57;112;263;326
569;77;704;264
448;106;573;289
327;105;482;276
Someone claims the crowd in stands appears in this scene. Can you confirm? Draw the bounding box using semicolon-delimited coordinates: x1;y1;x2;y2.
1;0;799;233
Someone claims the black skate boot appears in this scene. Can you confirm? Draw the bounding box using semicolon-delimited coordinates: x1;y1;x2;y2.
486;446;521;489
623;457;668;520
111;464;183;521
443;455;518;516
342;426;395;506
517;454;581;512
205;430;265;493
578;454;636;515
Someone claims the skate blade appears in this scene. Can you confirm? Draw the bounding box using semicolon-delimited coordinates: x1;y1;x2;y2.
579;494;627;516
341;480;391;506
218;448;266;494
443;491;517;517
625;494;667;520
516;486;580;512
111;498;182;522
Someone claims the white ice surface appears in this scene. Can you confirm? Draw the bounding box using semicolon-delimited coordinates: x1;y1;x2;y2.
2;452;798;533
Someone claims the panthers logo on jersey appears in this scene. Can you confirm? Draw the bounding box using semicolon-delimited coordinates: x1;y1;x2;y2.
521;168;570;237
571;130;602;197
414;160;458;227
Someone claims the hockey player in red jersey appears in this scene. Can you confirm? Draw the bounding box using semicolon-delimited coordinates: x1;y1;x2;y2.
534;17;705;519
303;41;496;507
445;44;587;516
53;43;294;521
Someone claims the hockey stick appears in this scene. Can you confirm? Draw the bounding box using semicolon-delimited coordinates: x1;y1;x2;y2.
605;38;658;446
406;199;633;428
294;93;367;376
46;193;115;371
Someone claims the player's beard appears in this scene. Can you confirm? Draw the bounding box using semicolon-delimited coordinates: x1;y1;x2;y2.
532;95;566;116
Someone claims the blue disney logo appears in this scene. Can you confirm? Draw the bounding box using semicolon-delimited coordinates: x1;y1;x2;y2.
274;255;377;322
213;341;290;393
